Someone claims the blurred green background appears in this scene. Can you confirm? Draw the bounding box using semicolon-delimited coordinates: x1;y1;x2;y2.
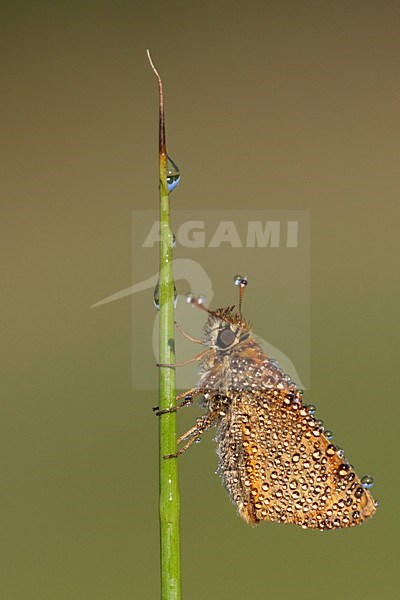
2;1;399;598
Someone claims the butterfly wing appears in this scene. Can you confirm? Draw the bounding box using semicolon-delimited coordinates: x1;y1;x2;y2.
216;389;377;529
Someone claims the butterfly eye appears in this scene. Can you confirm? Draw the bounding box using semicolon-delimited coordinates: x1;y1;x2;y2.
217;327;236;349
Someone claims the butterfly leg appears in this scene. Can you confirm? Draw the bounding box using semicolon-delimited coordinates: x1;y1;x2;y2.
174;321;205;345
164;430;202;458
153;387;202;415
157;348;210;368
164;410;219;459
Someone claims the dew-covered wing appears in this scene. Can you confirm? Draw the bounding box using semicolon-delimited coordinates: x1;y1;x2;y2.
215;389;377;529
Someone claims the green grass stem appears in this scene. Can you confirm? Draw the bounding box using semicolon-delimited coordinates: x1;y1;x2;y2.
147;50;182;600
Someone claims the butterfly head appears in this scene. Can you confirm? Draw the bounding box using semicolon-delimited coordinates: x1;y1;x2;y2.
203;306;252;352
186;275;252;352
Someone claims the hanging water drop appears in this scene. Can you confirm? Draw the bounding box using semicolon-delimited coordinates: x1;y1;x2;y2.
308;404;316;415
197;294;207;305
153;280;160;310
167;156;181;192
325;430;333;440
361;475;374;490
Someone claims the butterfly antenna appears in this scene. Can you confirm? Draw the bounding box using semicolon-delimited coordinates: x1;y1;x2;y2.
186;294;233;325
234;275;248;319
186;276;248;324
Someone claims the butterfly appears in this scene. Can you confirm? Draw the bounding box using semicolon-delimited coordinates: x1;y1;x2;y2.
157;276;377;529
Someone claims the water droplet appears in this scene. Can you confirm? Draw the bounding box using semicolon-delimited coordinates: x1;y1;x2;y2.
185;292;205;308
337;447;345;459
325;430;333;440
166;156;180;192
186;293;195;305
317;419;325;431
361;475;374;490
312;449;322;461
154;281;160;310
354;486;364;498
308;404;316;415
326;444;336;456
233;274;248;287
338;463;350;477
